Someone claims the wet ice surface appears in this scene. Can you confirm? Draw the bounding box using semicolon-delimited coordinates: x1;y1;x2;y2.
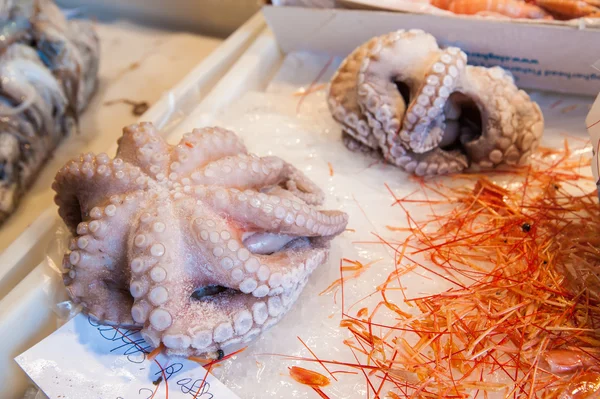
168;52;594;398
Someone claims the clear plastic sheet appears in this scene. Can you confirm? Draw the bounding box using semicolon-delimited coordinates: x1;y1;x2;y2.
19;225;74;399
22;387;48;399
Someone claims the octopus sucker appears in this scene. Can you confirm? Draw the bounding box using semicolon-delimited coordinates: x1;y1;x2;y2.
53;122;348;357
327;30;544;176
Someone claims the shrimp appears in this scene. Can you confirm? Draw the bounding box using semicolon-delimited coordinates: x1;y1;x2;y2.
431;0;455;9
541;350;600;374
557;372;600;399
535;0;600;18
447;0;550;18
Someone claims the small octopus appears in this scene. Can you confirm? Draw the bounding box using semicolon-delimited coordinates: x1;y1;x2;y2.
327;29;544;176
52;122;348;357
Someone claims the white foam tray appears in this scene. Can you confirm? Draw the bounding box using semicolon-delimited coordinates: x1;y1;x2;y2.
0;13;265;303
0;13;595;399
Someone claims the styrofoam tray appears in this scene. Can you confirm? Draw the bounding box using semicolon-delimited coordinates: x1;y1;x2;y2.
0;13;266;304
0;20;595;399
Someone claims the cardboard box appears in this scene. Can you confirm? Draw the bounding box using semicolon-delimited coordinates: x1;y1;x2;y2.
262;4;600;96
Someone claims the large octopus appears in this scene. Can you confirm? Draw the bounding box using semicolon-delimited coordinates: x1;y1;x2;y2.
327;29;544;176
52;122;348;357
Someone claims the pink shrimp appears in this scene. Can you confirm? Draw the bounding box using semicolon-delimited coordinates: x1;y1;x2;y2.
557;372;600;399
447;0;551;18
541;350;600;374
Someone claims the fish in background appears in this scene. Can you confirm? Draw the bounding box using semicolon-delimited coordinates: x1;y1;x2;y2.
0;0;100;225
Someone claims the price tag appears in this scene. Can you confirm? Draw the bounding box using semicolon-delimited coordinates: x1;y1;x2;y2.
15;313;241;399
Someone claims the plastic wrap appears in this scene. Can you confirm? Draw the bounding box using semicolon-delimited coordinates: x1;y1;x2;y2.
17;224;73;399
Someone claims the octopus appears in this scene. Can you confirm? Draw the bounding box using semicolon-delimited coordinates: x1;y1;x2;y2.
0;0;99;225
327;29;544;176
52;122;349;357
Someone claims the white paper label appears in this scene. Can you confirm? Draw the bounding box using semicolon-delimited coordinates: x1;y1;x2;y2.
15;313;240;399
586;93;600;184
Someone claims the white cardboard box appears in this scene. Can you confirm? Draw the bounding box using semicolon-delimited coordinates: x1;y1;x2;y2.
262;4;600;96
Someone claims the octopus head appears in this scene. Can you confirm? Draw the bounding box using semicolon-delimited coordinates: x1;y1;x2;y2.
52;122;348;357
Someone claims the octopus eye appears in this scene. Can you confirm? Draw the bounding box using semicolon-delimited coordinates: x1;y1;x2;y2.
439;92;482;152
191;285;233;301
395;81;411;105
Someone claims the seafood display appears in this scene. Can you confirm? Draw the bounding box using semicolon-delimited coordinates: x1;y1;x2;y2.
433;0;600;19
0;0;100;225
52;122;348;357
327;29;544;176
270;0;600;20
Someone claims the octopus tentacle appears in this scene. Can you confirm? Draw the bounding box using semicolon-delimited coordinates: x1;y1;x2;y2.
188;154;285;189
387;142;468;176
150;265;313;355
280;162;326;205
52;152;151;233
456;66;543;169
129;200;198;342
341;131;382;159
63;193;145;327
171;127;247;177
117;122;171;179
189;205;339;299
327;35;381;150
187;153;326;205
399;48;467;153
196;187;348;237
356;30;440;156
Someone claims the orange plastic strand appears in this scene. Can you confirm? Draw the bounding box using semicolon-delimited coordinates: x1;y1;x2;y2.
147;343;164;361
272;142;600;398
289;366;331;387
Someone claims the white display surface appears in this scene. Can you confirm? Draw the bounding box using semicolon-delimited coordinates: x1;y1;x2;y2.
1;27;596;399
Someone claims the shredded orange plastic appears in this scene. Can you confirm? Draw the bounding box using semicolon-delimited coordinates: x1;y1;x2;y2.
284;140;600;398
289;366;331;387
147;343;164;361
